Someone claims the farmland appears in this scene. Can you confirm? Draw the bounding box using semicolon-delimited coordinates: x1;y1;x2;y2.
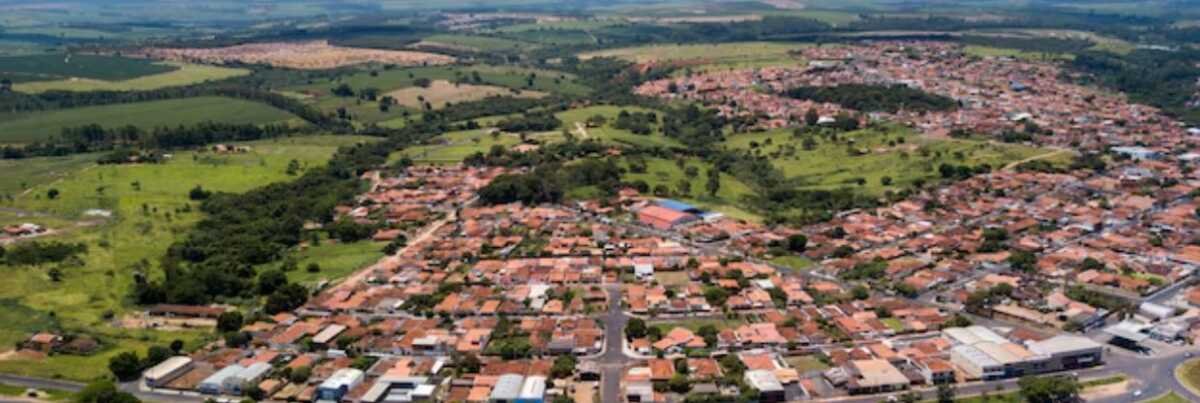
386;80;546;109
419;34;538;51
13;62;249;93
579;42;808;73
395;129;561;164
142;41;455;70
0;135;375;381
0;96;299;144
0;53;177;82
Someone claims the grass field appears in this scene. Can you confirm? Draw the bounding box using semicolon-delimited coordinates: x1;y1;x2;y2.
0;53;176;81
654;271;691;288
784;355;830;373
14;62;249;93
1176;358;1200;398
395;129;562;164
271;239;387;286
651;317;747;333
386;80;545;109
493;20;623;33
720;126;1053;196
1142;392;1190;403
555;106;683;149
579;42;808;73
0;153;101;197
420;34;539;51
0;96;299;144
620;156;760;222
964;45;1074;61
769;255;814;272
498;29;597;46
0;135;375;381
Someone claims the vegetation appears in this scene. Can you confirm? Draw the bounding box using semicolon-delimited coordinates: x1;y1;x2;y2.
784;84;958;113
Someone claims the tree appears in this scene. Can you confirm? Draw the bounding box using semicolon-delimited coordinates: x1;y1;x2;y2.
705;169;720;197
668;373;691;393
936;384;956;403
551;355;576;379
786;234;808;253
626;318;648;339
1007;250;1037;272
0;78;12;93
413;78;432;88
1018;375;1080;403
216;311;244;333
169;339;184;353
146;345;173;367
331;83;355;97
289;366;312;383
306;262;321;273
188;185;211;201
851;285;870;300
286;159;301;175
257;269;289;295
676;179;691;196
108;351;143;381
457;353;481;374
265;284;309;314
47;188;59;200
76;380;140;403
804;108;820;126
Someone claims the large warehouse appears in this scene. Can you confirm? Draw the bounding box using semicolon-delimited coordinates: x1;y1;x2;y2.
945;326;1102;380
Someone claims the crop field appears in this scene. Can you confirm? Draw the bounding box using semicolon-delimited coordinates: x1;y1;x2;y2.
0;135;374;381
493;19;623;32
386;80;546;109
620;156;759;222
143;41;455;70
579;42;808;73
720;126;1055;196
497;29;597;46
419;34;539;51
290;64;589;98
0;53;177;82
0;96;299;144
13;62;249;93
555;106;684;149
0;153;101;197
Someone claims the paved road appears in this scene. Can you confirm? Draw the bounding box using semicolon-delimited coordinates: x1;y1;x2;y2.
0;375;204;403
597;283;632;403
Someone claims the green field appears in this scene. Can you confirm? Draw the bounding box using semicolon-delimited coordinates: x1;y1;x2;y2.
0;96;299;144
1176;358;1200;398
784;355;830;373
579;42;808;73
620;156;760;222
964;45;1074;62
273;239;387;286
0;153;101;197
493;19;623;33
0;135;375;381
651;317;747;333
555;105;684;148
421;34;539;51
720;126;1053;196
395;129;562;164
497;29;597;46
0;53;176;81
769;255;814;272
14;62;249;93
1142;392;1190;403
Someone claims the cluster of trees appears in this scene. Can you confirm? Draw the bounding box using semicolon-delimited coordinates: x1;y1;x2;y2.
108;340;186;381
613;110;656;135
785;84;958;113
477;158;622;205
660;104;726;148
1071;49;1200;125
2;122;296;161
496;112;562;132
0;241;87;266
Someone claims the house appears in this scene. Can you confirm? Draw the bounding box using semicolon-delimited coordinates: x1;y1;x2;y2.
199;365;244;395
846;359;909;395
491;374;524;403
317;368;364;401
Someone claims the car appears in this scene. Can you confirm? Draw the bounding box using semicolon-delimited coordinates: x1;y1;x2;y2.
1187;352;1193;358
1133;390;1143;397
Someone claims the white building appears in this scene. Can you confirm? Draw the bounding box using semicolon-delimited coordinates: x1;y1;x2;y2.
143;356;192;388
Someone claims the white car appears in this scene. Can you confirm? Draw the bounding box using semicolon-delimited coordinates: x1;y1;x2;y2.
1133;390;1143;397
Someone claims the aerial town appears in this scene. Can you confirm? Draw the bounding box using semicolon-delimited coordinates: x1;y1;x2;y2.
5;2;1200;403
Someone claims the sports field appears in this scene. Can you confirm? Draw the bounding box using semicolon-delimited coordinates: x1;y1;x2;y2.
0;135;375;381
13;62;249;93
0;97;298;144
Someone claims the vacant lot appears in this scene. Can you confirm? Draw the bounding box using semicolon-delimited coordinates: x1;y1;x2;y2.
0;53;176;81
144;40;454;70
555;105;682;149
395;129;561;164
0;135;374;381
14;62;249;93
273;239;387;287
387;80;545;109
0;96;298;144
579;42;808;73
720;126;1052;196
620;156;760;222
0;153;100;196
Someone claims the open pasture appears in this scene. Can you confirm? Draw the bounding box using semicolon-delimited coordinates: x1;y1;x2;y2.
579;42;808;73
13;62;249;93
0;53;176;82
386;80;546;109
